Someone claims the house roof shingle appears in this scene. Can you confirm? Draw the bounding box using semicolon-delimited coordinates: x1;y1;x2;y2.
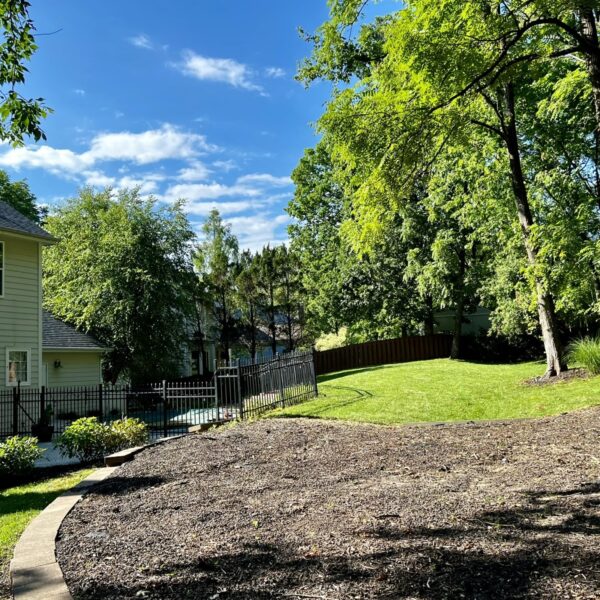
0;200;55;241
42;310;106;351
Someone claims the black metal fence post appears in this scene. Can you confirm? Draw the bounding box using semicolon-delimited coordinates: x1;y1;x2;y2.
162;380;168;439
40;385;46;424
98;383;103;422
12;384;18;435
277;354;285;407
311;348;319;397
235;359;243;420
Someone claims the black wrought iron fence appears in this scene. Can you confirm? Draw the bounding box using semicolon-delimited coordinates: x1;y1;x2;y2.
0;351;318;441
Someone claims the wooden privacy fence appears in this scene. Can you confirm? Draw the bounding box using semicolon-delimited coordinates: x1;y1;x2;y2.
313;334;453;376
0;351;318;441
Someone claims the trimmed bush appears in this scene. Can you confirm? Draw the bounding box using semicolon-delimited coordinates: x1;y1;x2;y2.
0;436;44;476
56;417;148;463
568;337;600;374
111;417;148;448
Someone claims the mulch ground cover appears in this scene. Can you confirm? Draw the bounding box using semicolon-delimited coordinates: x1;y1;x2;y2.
57;410;600;599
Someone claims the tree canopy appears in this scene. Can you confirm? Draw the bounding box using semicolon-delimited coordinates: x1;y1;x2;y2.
0;0;50;144
289;0;600;375
43;188;196;383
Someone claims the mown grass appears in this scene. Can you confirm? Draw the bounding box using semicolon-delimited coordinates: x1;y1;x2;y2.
0;468;93;600
273;359;600;425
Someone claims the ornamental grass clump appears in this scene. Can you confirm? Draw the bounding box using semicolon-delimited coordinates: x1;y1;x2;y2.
0;436;44;477
568;337;600;375
57;417;148;463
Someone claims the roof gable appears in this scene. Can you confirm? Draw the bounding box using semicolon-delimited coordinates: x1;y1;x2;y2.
42;310;106;351
0;200;55;241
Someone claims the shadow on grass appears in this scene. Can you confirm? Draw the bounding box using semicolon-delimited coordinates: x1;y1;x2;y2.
317;365;390;383
0;464;92;493
277;384;373;419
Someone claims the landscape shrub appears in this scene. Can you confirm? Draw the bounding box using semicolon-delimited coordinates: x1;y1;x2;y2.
568;337;600;374
0;436;44;476
110;417;148;448
57;417;148;463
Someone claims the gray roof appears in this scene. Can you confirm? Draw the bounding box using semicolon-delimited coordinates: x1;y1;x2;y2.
0;200;55;241
42;310;106;351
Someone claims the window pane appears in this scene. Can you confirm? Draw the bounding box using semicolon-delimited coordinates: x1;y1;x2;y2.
8;351;28;383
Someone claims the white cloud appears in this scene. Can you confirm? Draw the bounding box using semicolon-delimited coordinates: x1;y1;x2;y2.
226;214;290;252
163;182;262;203
236;173;292;187
129;34;153;50
212;159;237;172
86;124;216;164
185;200;262;217
0;124;217;176
0;146;92;173
177;160;211;181
73;89;86;96
177;51;265;94
83;170;116;187
117;176;160;194
265;67;286;78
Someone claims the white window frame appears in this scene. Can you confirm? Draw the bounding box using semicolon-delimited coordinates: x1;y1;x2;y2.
6;348;31;386
0;240;4;298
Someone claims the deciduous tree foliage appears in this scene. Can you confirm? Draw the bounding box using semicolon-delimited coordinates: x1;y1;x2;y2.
43;188;196;383
0;0;50;144
294;0;600;375
0;169;43;222
195;209;240;360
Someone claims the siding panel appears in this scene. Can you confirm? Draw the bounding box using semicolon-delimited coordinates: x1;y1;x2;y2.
0;236;41;389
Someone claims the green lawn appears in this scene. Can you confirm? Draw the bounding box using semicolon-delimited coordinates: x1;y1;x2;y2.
0;468;93;600
274;359;600;425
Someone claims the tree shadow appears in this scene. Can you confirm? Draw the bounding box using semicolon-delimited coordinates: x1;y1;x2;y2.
60;481;600;599
84;475;165;497
317;365;390;383
277;384;373;419
64;534;600;599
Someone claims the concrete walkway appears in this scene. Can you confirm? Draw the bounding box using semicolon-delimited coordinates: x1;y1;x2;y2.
34;443;80;469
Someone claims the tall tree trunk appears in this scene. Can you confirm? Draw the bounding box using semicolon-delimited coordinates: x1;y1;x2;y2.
269;284;277;355
501;83;565;376
287;312;294;351
423;295;435;335
579;7;600;201
249;303;256;360
450;247;466;360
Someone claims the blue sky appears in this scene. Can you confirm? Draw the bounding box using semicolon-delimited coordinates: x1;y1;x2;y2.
0;1;392;250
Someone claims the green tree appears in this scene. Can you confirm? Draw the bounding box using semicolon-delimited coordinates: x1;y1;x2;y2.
195;209;240;360
256;245;280;356
275;245;304;351
0;169;43;221
0;0;50;144
235;249;262;359
43;187;196;383
301;0;600;375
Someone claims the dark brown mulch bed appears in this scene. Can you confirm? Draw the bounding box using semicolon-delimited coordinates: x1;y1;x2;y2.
524;367;590;387
57;411;600;599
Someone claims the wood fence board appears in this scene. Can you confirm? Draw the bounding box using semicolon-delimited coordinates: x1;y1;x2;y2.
314;335;452;376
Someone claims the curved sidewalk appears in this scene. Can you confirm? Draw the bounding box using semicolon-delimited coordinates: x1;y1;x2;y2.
9;467;117;600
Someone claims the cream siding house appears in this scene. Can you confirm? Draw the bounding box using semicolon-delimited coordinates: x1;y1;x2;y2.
42;311;105;387
0;201;105;390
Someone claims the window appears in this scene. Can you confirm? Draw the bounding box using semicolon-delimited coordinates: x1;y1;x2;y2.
0;241;3;297
6;349;30;386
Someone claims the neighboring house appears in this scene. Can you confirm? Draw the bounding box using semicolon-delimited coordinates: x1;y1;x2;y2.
433;306;492;336
42;310;105;387
0;201;105;390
